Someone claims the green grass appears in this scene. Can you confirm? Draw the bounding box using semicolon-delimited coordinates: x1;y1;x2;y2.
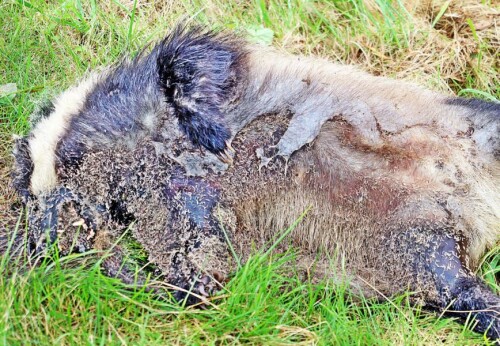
1;224;497;345
0;0;499;344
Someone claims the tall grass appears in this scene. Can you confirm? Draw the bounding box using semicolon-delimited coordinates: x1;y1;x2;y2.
1;222;496;345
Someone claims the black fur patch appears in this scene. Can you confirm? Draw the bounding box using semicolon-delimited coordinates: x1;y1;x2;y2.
56;41;165;171
164;175;221;231
449;277;500;340
445;97;500;116
157;26;246;154
11;136;33;203
56;136;86;175
37;99;55;118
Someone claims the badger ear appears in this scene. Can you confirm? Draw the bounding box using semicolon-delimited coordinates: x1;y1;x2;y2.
156;26;245;155
12;135;33;203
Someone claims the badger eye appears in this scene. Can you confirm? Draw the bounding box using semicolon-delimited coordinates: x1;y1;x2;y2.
31;98;55;125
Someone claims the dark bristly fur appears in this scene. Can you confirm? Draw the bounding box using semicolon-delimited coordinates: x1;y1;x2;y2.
11;137;33;204
9;26;500;340
158;26;247;155
54;26;244;173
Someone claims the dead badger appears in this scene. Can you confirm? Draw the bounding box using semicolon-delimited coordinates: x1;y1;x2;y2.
11;26;499;339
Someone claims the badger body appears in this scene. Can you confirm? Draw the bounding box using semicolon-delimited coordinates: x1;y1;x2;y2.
11;28;500;339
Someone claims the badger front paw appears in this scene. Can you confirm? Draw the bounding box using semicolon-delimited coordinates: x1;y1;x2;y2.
166;252;229;305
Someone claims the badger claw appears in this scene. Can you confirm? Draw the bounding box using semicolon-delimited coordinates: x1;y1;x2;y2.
195;273;225;300
217;147;234;164
225;140;235;154
198;283;210;297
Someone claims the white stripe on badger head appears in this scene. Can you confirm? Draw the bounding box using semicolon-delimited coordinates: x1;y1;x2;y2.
29;73;102;195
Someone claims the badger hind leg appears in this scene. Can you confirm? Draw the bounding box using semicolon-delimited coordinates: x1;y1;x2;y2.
383;226;499;340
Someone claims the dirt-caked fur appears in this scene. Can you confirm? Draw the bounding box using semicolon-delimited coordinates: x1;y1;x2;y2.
9;26;500;339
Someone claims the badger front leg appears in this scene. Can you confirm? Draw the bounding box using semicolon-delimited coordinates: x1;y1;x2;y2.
383;226;499;339
256;100;383;168
130;176;233;305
